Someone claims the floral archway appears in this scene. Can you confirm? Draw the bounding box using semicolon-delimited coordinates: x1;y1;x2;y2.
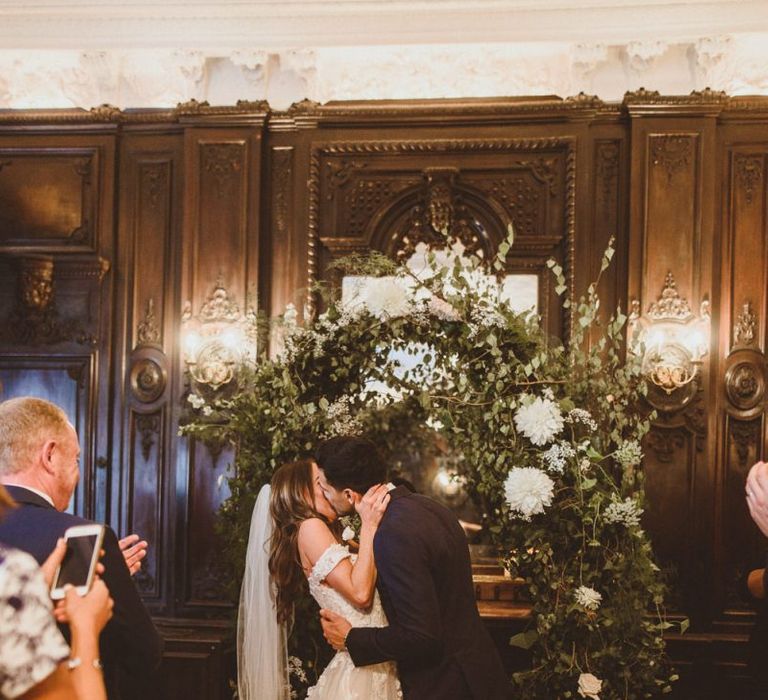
183;234;679;699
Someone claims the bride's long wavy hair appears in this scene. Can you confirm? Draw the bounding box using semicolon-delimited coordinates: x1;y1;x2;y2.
268;459;336;624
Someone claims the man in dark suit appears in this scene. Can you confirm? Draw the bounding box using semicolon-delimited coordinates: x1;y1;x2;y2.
0;396;163;700
316;436;509;700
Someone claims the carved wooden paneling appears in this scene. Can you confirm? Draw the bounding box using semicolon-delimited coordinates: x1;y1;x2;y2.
0;147;101;253
310;138;575;337
645;133;700;306
181;124;263;610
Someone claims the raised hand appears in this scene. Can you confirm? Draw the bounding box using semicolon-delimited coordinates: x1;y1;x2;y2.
355;484;391;529
119;533;148;575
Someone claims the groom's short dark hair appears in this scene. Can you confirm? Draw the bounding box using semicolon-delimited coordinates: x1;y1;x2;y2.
315;436;387;494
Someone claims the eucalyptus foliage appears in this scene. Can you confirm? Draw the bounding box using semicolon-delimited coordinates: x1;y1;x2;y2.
182;233;678;699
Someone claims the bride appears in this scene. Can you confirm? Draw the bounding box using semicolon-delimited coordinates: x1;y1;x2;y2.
237;458;401;699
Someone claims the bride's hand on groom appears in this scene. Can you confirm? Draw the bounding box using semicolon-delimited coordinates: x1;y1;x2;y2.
356;484;391;529
320;608;352;651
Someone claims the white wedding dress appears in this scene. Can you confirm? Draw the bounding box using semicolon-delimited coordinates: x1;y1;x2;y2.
306;543;402;699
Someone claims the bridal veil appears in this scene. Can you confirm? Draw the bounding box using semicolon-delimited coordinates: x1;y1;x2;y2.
237;484;290;700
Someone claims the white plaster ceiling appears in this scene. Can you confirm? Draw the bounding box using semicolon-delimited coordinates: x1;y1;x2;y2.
0;0;765;49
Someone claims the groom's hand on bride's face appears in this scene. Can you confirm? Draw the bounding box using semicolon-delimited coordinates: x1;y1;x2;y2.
320;608;352;651
355;484;391;528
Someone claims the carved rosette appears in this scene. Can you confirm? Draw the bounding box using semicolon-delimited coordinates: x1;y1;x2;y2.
725;361;764;411
651;135;693;184
735;155;763;205
130;358;166;404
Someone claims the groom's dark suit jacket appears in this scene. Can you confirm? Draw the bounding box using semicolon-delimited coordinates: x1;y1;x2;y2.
0;485;163;700
345;486;509;700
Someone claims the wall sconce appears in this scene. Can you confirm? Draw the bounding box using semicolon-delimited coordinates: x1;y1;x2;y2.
181;281;258;392
628;272;710;400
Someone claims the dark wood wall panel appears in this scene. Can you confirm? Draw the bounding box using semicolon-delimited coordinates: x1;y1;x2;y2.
3;96;768;698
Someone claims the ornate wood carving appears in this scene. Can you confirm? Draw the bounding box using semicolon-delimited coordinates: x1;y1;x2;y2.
0;149;99;251
271;147;294;240
646;427;687;463
202;144;244;198
596;141;620;209
1;256;99;346
729;418;761;468
647;271;693;320
141;163;168;208
130;357;166;404
733;301;757;348
136;298;161;347
725;361;764;411
309;136;576;332
136;411;161;461
651;135;693;183
735;155;763;205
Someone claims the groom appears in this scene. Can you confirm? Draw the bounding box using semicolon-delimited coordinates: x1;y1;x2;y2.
316;436;509;700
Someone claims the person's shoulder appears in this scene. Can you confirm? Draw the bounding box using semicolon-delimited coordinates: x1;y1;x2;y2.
298;517;333;539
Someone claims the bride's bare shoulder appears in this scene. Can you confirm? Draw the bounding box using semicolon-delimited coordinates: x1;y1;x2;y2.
297;518;338;568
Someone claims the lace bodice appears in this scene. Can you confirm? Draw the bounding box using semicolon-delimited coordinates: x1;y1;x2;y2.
307;543;389;628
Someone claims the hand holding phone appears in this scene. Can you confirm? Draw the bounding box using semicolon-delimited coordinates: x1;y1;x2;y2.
50;524;106;599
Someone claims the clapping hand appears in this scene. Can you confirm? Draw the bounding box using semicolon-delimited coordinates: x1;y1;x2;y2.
119;534;148;575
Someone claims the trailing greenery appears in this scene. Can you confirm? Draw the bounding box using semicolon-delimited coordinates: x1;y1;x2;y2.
182;233;679;699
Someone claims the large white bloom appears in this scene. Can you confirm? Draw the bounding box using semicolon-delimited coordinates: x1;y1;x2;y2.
615;440;643;467
574;585;602;611
504;467;555;520
603;497;643;528
514;396;564;446
578;673;602;699
362;277;412;319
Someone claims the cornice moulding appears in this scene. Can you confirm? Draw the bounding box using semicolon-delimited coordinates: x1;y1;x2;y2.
0;1;765;48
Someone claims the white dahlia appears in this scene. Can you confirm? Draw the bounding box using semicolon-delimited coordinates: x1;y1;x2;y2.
574;585;603;611
504;467;555;520
363;277;412;320
514;396;564;446
578;673;602;700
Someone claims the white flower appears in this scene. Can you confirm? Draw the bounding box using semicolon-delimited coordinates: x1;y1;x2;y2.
504;467;555;520
579;458;592;473
604;497;643;528
574;585;602;611
514;396;564;446
566;408;598;432
362;277;412;320
540;442;575;473
578;672;602;699
187;393;206;409
615;440;643;467
341;526;356;542
283;303;298;327
288;656;307;684
202;405;213;416
323;396;362;437
428;295;461;321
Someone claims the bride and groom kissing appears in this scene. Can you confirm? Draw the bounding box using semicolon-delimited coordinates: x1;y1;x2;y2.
238;436;509;700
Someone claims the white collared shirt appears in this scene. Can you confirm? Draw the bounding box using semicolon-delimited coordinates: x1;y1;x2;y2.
3;483;55;508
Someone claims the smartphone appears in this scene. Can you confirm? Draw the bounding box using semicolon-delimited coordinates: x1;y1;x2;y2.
50;524;105;599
